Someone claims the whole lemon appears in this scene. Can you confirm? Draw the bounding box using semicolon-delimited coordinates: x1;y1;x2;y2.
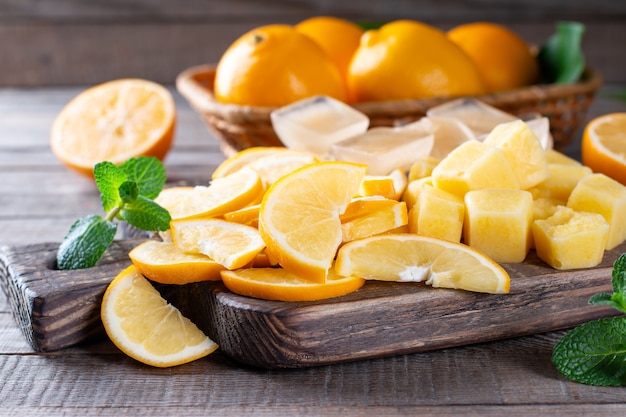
347;20;486;103
447;22;539;93
214;24;347;107
295;16;364;96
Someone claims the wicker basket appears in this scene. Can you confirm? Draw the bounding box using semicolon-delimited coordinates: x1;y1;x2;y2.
176;64;603;157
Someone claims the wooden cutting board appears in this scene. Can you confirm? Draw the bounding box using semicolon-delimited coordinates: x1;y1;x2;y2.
1;239;623;368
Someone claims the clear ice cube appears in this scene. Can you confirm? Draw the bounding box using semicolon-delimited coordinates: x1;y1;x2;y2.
270;95;369;157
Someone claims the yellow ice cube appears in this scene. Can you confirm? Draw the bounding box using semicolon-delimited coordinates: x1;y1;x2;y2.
532;206;609;270
408;185;464;242
408;156;440;182
544;149;581;166
530;163;593;201
431;140;519;197
483;119;549;189
463;188;534;263
402;177;433;210
567;173;626;250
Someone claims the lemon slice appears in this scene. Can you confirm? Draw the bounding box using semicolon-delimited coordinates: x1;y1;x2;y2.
129;240;224;284
171;218;266;270
221;267;365;302
155;167;264;221
101;265;218;367
335;234;510;294
259;161;367;282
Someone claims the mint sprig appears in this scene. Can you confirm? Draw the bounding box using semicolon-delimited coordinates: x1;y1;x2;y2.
56;156;171;270
552;253;626;386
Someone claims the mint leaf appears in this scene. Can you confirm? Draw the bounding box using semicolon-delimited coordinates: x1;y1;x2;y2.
612;253;626;295
118;180;139;205
94;161;127;212
120;196;171;231
56;214;117;270
552;317;626;386
121;156;167;200
537;21;585;84
57;156;171;270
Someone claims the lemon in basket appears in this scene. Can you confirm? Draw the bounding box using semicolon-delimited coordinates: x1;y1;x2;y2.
347;20;486;103
214;24;347;107
447;22;539;93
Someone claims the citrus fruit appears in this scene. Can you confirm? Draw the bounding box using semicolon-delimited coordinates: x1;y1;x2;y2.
340;197;399;223
129;240;225;284
335;234;510;294
447;22;539;93
51;79;176;177
212;146;307;179
341;200;408;242
259;161;367;283
247;151;319;187
347;19;486;102
154;167;264;221
101;265;218;367
223;203;261;227
220;267;365;302
581;113;626;186
295;16;364;94
171;218;265;270
214;24;347;107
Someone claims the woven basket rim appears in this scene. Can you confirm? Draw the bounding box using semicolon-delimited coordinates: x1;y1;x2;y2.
176;63;603;119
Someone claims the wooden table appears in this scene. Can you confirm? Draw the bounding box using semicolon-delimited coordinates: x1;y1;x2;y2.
1;86;626;416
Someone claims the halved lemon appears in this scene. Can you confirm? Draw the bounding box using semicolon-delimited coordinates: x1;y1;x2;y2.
582;113;626;186
51;79;175;177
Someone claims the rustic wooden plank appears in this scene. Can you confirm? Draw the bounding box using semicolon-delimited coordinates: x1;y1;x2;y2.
2;237;623;366
0;240;139;351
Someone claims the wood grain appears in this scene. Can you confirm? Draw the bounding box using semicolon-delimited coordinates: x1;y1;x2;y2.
0;240;139;351
2;0;626;86
2;238;623;367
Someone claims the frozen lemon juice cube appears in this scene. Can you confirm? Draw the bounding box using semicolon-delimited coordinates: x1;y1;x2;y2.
463;188;534;263
270;95;369;157
532;206;609;270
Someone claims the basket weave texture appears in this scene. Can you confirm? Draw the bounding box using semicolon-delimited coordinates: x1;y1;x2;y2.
176;64;603;157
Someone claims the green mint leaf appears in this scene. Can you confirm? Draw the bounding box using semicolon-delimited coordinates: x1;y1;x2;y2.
120;196;171;231
56;214;117;270
94;161;128;212
589;293;626;313
118;180;139;205
552;317;626;386
612;253;626;295
538;21;585;84
120;156;167;199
